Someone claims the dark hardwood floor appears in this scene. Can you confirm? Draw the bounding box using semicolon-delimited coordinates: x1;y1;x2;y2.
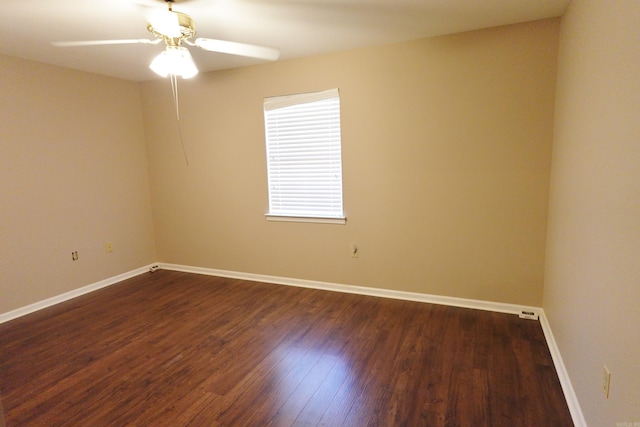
0;270;573;426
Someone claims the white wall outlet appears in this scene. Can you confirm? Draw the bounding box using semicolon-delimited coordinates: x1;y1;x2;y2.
603;365;611;398
105;242;113;253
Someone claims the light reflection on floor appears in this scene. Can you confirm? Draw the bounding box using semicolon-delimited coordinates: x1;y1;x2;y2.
269;344;358;424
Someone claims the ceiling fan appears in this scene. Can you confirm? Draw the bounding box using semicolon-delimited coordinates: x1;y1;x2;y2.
53;0;280;79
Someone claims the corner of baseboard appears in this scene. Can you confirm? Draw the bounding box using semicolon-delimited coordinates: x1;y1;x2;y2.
0;264;154;325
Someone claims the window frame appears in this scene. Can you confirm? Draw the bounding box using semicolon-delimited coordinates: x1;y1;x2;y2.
263;88;346;225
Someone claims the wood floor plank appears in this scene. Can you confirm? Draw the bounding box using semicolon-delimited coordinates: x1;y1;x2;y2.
0;270;574;426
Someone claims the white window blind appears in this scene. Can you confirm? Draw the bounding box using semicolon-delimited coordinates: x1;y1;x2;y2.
264;88;345;223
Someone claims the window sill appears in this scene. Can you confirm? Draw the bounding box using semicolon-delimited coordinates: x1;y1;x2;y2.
265;214;346;225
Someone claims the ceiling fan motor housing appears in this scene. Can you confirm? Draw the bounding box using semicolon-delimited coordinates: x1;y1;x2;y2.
147;11;196;45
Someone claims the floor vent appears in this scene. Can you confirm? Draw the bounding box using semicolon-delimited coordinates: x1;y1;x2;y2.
519;310;539;320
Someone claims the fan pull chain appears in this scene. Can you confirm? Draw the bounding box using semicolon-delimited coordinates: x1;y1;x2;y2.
170;73;180;120
169;74;190;166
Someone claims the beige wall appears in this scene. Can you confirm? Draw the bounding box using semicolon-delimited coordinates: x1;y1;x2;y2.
142;19;559;306
0;55;156;314
544;0;640;425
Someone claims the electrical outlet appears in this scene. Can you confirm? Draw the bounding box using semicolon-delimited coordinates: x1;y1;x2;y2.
351;243;359;258
71;251;78;261
603;365;611;398
106;243;113;253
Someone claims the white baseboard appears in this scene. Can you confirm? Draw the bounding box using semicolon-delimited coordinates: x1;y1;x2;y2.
1;261;585;426
539;311;587;427
0;265;152;325
159;262;539;315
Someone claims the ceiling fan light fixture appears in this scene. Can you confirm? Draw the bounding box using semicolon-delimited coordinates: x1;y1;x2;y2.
150;46;198;79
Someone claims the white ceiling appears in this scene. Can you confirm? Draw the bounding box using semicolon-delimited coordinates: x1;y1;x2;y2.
0;0;569;82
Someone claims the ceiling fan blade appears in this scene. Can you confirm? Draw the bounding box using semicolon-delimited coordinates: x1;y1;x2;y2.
193;38;280;61
52;39;161;47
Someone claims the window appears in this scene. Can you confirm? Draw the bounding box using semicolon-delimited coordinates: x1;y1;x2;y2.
264;88;345;224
